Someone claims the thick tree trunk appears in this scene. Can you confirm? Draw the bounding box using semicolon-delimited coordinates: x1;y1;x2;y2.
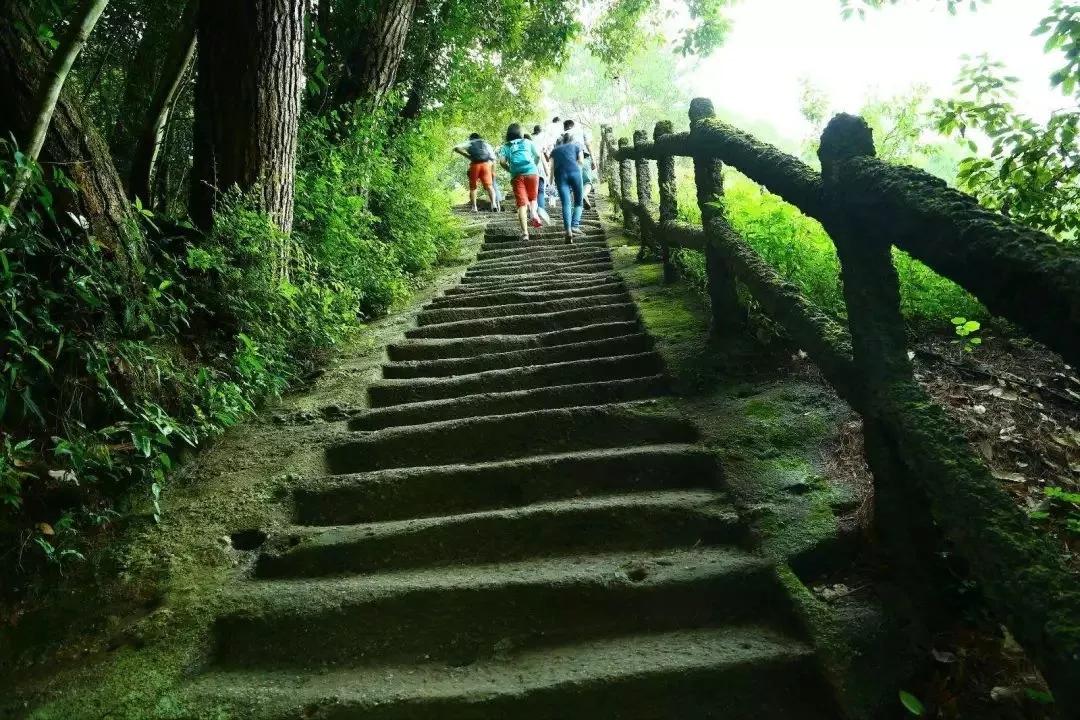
191;0;305;234
336;0;418;108
129;0;198;206
0;0;138;263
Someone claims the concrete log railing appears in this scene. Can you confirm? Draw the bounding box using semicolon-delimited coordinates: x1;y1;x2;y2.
612;97;1080;715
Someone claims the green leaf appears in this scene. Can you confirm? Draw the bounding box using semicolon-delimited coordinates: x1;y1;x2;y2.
1025;688;1054;705
951;316;966;325
899;691;925;716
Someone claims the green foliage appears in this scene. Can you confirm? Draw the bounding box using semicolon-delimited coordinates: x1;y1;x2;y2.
588;0;731;66
839;0;986;21
1037;486;1080;536
934;54;1080;240
899;690;926;716
950;316;982;357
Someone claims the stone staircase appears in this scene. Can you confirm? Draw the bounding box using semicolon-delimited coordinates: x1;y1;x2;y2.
181;208;840;718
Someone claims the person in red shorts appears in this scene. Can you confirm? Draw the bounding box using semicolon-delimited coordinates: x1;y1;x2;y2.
453;133;499;212
498;123;543;241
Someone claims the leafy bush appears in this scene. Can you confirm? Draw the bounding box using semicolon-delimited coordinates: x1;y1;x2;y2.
0;107;462;572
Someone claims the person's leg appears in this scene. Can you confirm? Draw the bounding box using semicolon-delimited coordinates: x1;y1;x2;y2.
556;174;574;240
525;175;541;227
479;163;497;211
468;164;480;211
484;182;497;212
571;171;585;229
511;175;529;238
536;177;550;222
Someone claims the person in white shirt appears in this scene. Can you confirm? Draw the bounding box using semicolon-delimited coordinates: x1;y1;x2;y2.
530;125;552;222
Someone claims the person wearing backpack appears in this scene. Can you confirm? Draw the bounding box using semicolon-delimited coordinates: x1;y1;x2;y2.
453;133;499;212
498;123;543;241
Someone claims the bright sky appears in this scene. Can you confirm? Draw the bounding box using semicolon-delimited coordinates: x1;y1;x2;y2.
683;0;1063;140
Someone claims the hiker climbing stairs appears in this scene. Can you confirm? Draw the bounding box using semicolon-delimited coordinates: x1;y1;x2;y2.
181;207;841;718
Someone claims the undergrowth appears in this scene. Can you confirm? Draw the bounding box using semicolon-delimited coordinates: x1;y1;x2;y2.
0;107;461;582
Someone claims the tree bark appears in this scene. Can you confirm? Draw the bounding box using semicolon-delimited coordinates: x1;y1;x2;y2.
0;0;138;262
129;0;198;206
191;0;305;234
2;0;110;223
336;0;418;108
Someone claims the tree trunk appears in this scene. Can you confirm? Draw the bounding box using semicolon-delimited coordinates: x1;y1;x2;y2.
336;0;418;108
0;0;138;263
191;0;305;234
129;0;198;206
109;12;168;176
2;0;111;222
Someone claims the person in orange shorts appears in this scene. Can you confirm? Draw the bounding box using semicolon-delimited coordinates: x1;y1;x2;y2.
453;133;499;212
498;123;543;241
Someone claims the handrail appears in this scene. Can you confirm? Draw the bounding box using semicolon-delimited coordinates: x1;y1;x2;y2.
604;98;1080;715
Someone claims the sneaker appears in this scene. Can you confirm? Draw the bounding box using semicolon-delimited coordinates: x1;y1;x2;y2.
529;217;543;228
571;225;585;235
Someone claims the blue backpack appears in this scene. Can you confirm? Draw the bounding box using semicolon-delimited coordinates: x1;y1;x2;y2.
504;139;535;175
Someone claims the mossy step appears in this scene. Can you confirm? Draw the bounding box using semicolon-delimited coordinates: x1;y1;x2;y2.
187;626;834;720
367;352;663;407
214;548;785;668
325;404;698;473
295;443;718;525
442;273;622;295
354;376;668;429
404;303;638;340
435;278;624;306
459;262;614;285
476;241;608;262
472;246;609;268
452;269;617;292
258;490;745;578
387;321;641;361
416;292;629;326
382;333;653;378
464;259;615;282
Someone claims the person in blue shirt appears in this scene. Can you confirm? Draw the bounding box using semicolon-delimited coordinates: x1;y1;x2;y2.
498;123;543;241
550;132;586;244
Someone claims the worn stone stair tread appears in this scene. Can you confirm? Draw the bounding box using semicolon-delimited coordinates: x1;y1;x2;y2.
475;241;609;262
367;351;663;407
214;547;785;667
429;280;626;309
187;626;830;720
324;403;698;473
353;375;668;429
416;292;630;325
294;443;719;525
381;333;653;378
258;490;743;578
387;321;642;360
443;271;621;294
465;256;614;277
404;303;639;340
459;263;614;285
471;247;610;270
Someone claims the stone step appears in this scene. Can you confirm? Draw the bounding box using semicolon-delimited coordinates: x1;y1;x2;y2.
187;626;836;720
294;443;718;525
441;272;622;295
472;245;609;268
354;376;667;429
430;279;626;309
464;258;614;281
387;321;641;361
476;241;608;262
324;404;698;473
416;292;629;326
404;303;638;340
459;262;614;285
257;490;746;578
213;548;787;668
382;333;653;378
367;352;663;407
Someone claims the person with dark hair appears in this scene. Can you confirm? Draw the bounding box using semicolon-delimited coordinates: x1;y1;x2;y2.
563;119;595;208
453;132;499;212
498;123;543;240
531;124;552;223
550;131;585;243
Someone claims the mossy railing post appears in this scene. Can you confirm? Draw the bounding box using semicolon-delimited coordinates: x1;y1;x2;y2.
689;98;742;335
599;124;613;182
617;136;635;235
655;119;678;283
632;129;653;260
818;114;942;607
